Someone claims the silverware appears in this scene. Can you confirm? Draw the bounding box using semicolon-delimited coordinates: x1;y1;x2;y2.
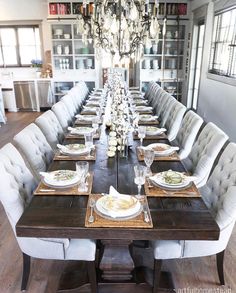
39;189;56;192
143;207;150;223
147;178;154;188
88;198;96;223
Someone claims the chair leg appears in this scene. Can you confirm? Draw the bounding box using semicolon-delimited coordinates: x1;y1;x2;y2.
87;261;98;293
216;250;225;285
21;253;31;291
153;259;162;293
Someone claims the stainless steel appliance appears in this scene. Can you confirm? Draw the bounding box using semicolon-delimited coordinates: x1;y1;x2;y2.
14;81;39;111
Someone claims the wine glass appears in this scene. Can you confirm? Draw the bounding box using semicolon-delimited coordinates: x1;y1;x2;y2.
76;161;89;192
134;164;147;200
143;149;155;176
84;133;94;158
92;116;99;133
138;126;146;146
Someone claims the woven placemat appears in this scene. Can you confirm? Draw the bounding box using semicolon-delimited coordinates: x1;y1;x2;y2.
85;194;153;228
138;120;159;126
65;129;101;140
53;148;96;161
136;147;180;161
34;173;93;196
133;132;167;140
144;176;200;198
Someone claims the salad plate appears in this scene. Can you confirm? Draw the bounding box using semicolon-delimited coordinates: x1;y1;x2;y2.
150;170;193;190
57;144;90;155
68;126;94;135
40;170;80;188
146;126;166;136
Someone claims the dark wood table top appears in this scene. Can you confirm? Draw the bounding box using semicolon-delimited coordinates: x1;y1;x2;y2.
16;125;220;242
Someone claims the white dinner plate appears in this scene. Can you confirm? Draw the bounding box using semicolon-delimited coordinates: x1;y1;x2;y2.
59;144;90;155
150;171;192;190
69;126;94;135
41;170;80;188
147;143;175;156
146;127;166;136
139;114;157;122
95;194;141;219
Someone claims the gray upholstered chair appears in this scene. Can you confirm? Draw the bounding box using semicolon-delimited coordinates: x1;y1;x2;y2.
172;110;203;160
182;122;228;187
152;142;236;292
35;110;65;150
61;94;78;118
52;101;73;131
164;101;186;141
145;81;157;101
13;123;54;181
0;143;97;292
157;94;176;128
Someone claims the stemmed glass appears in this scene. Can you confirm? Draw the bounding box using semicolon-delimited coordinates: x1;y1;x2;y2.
144;149;155;176
84;133;94;158
76;161;89;192
134;164;147;200
92;116;99;134
138;126;146;147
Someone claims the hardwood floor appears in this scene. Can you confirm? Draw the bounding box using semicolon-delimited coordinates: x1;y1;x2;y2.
0;112;235;293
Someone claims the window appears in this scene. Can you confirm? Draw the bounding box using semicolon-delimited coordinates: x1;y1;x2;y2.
0;26;41;67
209;6;236;79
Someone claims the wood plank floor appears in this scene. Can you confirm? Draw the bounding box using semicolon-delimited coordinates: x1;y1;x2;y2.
0;112;235;293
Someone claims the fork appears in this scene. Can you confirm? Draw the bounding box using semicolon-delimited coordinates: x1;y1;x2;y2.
88;198;96;223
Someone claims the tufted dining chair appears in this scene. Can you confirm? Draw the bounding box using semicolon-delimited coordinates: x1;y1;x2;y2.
145;81;157;101
172;110;203;159
152;142;236;292
13;123;54;181
35;110;65;150
182;122;228;188
52;101;73;131
157;94;176;128
0;143;97;292
61;94;78;118
164;102;186;141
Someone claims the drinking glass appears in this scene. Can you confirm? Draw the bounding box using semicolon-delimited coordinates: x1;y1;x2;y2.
138;126;146;146
84;133;93;157
134;164;147;200
76;161;89;192
92;116;99;133
144;149;155;176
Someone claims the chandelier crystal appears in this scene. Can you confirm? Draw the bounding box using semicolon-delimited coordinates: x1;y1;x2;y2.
76;0;160;62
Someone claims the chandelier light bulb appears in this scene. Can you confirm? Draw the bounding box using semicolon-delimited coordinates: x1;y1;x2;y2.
111;15;118;34
130;4;138;21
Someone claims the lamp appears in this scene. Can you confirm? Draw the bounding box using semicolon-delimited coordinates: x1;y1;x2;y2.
76;0;160;63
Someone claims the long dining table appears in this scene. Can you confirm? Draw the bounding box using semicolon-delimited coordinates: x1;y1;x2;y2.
16;95;220;292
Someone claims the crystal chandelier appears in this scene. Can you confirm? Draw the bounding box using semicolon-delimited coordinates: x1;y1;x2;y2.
76;0;160;62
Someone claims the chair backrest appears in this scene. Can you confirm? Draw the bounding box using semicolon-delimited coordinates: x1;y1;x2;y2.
35;110;64;150
173;110;203;160
158;95;176;128
182;122;228;187
13;123;54;181
145;81;157;101
61;94;77;117
0;143;37;232
165;102;186;141
52;101;72;131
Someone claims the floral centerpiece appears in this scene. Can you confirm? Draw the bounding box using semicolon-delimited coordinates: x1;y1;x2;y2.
31;59;43;69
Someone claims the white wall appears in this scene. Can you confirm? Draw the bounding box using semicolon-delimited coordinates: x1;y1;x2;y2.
190;0;236;142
